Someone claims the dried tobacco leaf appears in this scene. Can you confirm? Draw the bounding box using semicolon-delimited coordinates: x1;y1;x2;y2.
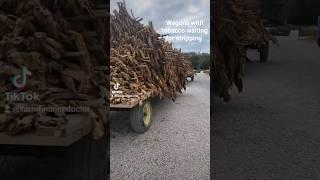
110;1;193;105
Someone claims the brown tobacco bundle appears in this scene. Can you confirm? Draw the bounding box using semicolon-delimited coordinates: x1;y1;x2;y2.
213;0;276;101
110;1;193;105
0;0;107;136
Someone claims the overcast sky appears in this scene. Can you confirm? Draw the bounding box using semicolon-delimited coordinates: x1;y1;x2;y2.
110;0;210;53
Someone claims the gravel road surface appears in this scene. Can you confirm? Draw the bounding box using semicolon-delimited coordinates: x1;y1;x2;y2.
0;75;209;180
213;34;320;179
111;73;210;180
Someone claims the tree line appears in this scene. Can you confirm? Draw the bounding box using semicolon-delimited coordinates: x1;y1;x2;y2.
183;52;210;70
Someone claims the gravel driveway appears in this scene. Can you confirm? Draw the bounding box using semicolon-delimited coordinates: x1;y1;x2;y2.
111;73;210;180
213;35;320;179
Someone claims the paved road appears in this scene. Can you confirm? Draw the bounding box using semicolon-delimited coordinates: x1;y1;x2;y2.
213;34;320;179
110;73;210;179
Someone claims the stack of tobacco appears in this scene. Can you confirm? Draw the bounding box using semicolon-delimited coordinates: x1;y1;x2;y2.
213;0;276;101
110;1;193;105
0;0;107;137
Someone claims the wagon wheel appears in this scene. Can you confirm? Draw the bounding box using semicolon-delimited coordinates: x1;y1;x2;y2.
130;100;152;133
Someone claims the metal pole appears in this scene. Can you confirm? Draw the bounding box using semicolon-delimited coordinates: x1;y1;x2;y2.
317;16;320;46
283;0;288;26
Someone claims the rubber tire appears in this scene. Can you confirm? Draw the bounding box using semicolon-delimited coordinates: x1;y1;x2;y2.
130;101;152;133
62;128;108;180
260;42;269;62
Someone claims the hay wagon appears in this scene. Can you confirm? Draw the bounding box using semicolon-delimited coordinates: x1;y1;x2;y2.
0;1;108;180
0;114;108;180
110;92;153;133
187;71;195;81
241;40;270;62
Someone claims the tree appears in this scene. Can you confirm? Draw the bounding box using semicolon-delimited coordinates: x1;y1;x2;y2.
184;52;210;70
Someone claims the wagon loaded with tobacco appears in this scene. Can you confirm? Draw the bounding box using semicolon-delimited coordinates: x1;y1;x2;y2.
213;0;277;101
110;1;193;133
0;0;108;179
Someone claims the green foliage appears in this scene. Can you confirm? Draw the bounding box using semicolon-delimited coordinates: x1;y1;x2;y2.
183;52;210;70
